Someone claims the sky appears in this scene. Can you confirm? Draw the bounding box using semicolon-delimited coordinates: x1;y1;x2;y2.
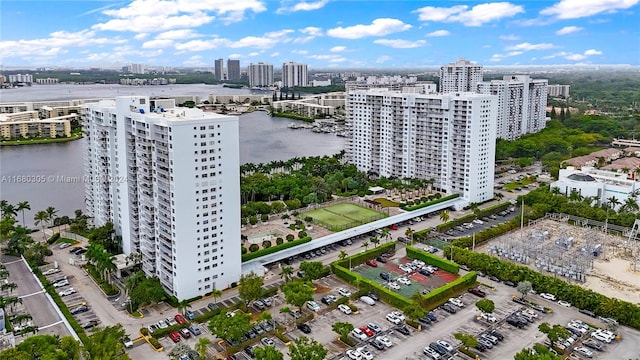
1;0;639;69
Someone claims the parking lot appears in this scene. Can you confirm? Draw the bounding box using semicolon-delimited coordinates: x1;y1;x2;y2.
442;207;519;238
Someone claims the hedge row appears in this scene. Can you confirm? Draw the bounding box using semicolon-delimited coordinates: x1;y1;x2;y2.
193;307;223;324
151;321;191;338
420;272;477;310
333;242;396;269
400;194;459;211
405;246;460;274
241;237;312;262
436;202;511;232
332;263;413;309
447;246;640;330
451;216;520;249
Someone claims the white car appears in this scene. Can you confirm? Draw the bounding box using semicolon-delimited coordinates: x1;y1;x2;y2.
473;219;484;224
558;300;571;307
522;309;538;319
338;288;352;297
398;264;413;273
574;347;593;358
388;282;400;290
351;328;368;341
59;287;76;296
480;313;497;322
591;330;614;343
338;304;352;315
43;268;60;275
346;349;363;360
436;340;454;352
448;297;464;307
376;335;393;347
397;277;411;285
53;280;69;287
58;243;71;249
411;259;425;267
356;347;374;360
306;301;320;312
423;346;441;359
386;313;402;325
390;311;406;321
540;293;556;301
157;320;168;329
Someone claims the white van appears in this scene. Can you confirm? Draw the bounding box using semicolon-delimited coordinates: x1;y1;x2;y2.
360;296;376;306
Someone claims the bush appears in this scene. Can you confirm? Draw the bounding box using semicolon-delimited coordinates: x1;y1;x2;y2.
400;194;460;211
333;242;396;269
261;214;269;222
148;337;162;349
262;240;272;248
241;246;248;254
286;234;295;242
242;237;312;262
249;244;259;252
152;322;191;338
420;272;477;308
298;231;307;238
140;328;150;336
193;307;222;324
340;335;356;346
406;246;459;274
274;331;291;344
436;202;511;232
276;237;284;245
47;233;60;244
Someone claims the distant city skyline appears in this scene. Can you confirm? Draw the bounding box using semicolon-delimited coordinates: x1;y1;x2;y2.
1;0;639;68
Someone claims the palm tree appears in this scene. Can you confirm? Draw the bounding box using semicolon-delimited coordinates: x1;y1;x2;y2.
195;337;212;359
494;192;504;202
34;211;49;240
623;197;639;213
381;227;391;244
426;178;435;194
569;189;583;202
125;271;146;295
607;196;621;211
280;266;293;282
551;187;561;195
439;210;450;224
16;201;30;227
0;282;17;294
178;299;191;316
1;203;17;219
45;207;58;228
211;289;222;305
405;228;415;245
370;236;380;248
338;250;348;261
361;241;370;251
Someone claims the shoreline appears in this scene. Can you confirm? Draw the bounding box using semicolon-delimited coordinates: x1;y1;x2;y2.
1;134;83;146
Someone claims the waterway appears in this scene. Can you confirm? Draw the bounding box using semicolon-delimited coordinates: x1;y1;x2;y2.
0;85;345;224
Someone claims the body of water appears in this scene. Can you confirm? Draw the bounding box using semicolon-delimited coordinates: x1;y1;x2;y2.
1;85;345;224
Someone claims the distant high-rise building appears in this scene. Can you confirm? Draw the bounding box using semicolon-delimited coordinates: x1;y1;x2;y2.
128;63;146;74
477;75;548;140
248;63;274;87
439;58;483;93
227;59;241;81
282;62;308;87
214;59;224;81
347;88;497;204
547;84;570;98
83;96;241;300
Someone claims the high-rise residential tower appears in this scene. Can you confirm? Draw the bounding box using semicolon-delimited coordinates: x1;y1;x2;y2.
346;88;497;204
214;59;224;81
227;59;241;81
248;62;274;87
477;75;548;140
83;96;241;300
439;58;483;93
282;62;308;88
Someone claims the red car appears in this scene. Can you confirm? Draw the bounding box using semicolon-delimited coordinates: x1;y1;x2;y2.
365;260;378;267
359;326;375;337
174;314;187;324
389;225;398;230
168;331;181;343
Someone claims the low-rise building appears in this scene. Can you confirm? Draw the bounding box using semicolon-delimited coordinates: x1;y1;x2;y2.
551;166;640;210
208;94;272;105
272;92;346;118
35;78;59;85
39;105;81;119
0;111;73;139
562;148;624;168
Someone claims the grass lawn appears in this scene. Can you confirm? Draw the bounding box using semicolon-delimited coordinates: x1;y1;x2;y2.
503;177;536;191
373;198;400;208
303;203;385;231
56;238;79;245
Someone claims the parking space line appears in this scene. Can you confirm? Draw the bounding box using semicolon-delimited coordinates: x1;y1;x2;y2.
3;259;23;265
18;290;45;299
38;320;63;330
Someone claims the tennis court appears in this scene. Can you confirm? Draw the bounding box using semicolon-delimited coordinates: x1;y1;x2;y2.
302;203;386;231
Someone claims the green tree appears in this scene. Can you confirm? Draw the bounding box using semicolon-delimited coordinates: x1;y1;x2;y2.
281;265;294;282
403;303;426;322
454;332;478;350
439;210;450;224
45;206;58;228
195;337;212;359
550;106;557;119
370;236;380;248
338;250;348;261
34;210;49;240
361;240;369;251
129;277;166;310
254;346;284;360
82;324;131;360
208;310;253;352
281;280;314;311
331;321;354;342
514;344;563;360
299;261;325;280
211;289;222;305
475;299;495;314
538;322;571;348
517;280;533;299
238;272;264;305
16;201;30;227
288;336;327;360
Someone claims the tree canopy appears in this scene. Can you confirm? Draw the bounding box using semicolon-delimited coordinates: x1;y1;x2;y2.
208;309;253;342
288;336;327;360
281;279;314;311
238;272;264;305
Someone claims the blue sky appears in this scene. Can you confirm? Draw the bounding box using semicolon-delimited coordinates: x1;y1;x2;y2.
1;0;638;68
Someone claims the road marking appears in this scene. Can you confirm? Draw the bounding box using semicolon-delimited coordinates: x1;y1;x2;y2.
19;290;45;299
38;320;63;330
3;259;23;265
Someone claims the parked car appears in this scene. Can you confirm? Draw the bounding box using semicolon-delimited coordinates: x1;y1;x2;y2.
322;295;337;305
376;256;387;263
346;349;363;360
582;340;603;351
297;323;311;334
356;347;373;360
426;312;437;321
503;280;516;287
338;288;352;297
359;326;374;337
367;322;383;334
380;272;392;281
468;287;486;297
574;347;593;358
441;303;457;314
261;337;275;347
351;328;368;341
338;304;352;315
578;308;596;317
70;305;89;315
367;293;379;301
388;282;400;290
558;300;571;307
386;313;402;325
423;346;441;359
448;297;464;307
179;328;191;339
169;331;181;343
188;325;201;336
489;330;504;341
306;301;320;312
418;268;432;276
360;296;375;306
82;320;99;329
377;335;393;347
370;338;385;350
252;300;265;310
396;325;411;335
175;314;187;324
429;342;448;355
185;310;195;320
43;268;60;275
397;236;410;244
480;313;497;322
365;260;377;267
53;279;70;288
540;293;556;301
59;288;76;296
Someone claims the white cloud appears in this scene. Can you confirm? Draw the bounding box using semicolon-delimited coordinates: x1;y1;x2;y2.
0;30;126;59
373;39;427;48
327;18;411;39
173;28;293;52
330;46;346;52
276;0;330;14
228;53;244;58
156;29;201;40
584;49;602;55
307;54;347;62
271;52;280;57
414;2;524;26
299;27;323;36
134;33;149;40
556;26;584;35
565;53;587;60
142;39;175;48
540;0;639;19
505;42;556;51
376;55;391;63
489;50;523;62
499;34;520;41
425;30;451;37
291;50;308;54
183;55;205;66
544;49;603;60
93;12;214;33
248;52;260;56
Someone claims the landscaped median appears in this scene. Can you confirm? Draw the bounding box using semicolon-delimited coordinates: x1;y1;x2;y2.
399;193;459;211
436;202;511;232
242;236;311;262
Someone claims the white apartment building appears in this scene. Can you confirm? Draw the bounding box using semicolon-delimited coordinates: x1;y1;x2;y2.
439;58;483;93
248;62;274;88
127;63;146;74
477;75;548;140
8;74;33;84
83;96;241;300
282;62;308;88
214;59;224;81
347;88;497;204
548;84;570;98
